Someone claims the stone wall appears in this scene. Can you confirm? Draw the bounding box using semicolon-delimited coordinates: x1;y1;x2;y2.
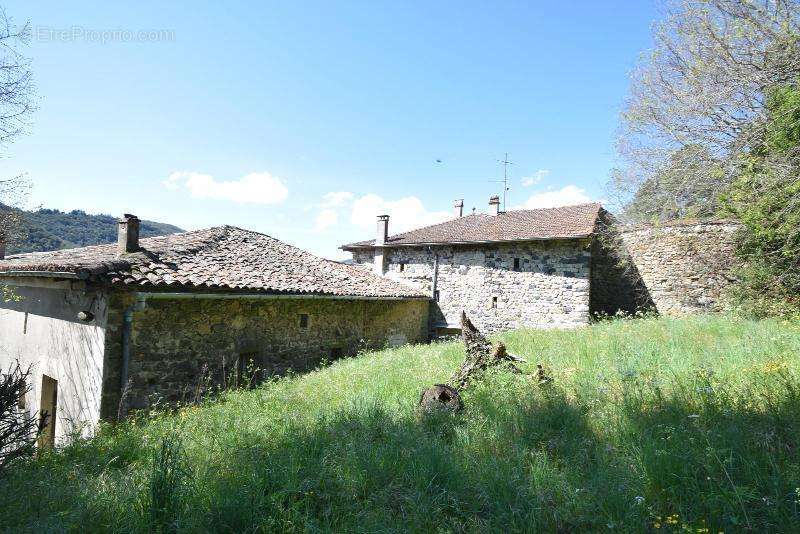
105;294;428;412
0;279;108;443
618;220;741;314
352;240;592;334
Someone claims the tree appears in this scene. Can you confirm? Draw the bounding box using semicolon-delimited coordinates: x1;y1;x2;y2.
0;361;46;475
0;6;34;252
610;0;800;316
721;84;800;316
622;145;724;221
611;0;800;220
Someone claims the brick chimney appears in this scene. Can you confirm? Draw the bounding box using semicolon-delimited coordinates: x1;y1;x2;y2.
454;199;464;218
489;195;501;216
117;214;141;254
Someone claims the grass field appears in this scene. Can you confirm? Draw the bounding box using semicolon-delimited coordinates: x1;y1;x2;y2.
2;315;800;532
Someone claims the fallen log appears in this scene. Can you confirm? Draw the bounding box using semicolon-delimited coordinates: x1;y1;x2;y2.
418;312;530;414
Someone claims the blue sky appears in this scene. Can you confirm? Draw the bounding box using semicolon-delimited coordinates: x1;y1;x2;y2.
3;1;659;259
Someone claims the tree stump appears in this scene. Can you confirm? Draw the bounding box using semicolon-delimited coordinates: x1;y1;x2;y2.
418;384;462;414
418;312;527;413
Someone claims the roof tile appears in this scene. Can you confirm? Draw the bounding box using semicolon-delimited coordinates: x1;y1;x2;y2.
0;226;425;299
342;203;602;249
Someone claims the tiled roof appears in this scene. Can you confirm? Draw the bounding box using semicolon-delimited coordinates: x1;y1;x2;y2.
342;203;603;249
0;226;427;299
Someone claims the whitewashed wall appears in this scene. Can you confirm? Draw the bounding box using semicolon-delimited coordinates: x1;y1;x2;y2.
0;280;108;445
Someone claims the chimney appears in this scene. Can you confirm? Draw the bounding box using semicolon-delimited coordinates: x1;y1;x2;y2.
374;214;389;275
376;214;389;246
454;199;464;218
117;214;141;254
489;195;501;216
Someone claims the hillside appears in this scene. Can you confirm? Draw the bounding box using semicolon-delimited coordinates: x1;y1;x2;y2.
2;315;799;532
3;207;183;254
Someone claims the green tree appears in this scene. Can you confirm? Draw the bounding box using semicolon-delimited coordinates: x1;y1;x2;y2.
722;84;800;316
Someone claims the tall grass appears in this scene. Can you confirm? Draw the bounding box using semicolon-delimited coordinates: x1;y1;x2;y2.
1;315;799;532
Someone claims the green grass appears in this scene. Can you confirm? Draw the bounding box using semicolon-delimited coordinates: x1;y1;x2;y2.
3;315;800;532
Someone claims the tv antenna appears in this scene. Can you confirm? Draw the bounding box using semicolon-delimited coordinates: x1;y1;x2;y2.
490;153;513;211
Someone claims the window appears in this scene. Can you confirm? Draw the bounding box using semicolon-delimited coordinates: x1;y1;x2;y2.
491;296;498;309
434;290;440;302
17;378;26;409
298;313;309;329
399;262;406;272
513;258;521;271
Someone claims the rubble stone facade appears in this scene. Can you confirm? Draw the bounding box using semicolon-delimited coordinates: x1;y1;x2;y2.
100;294;429;415
618;221;741;314
353;239;593;334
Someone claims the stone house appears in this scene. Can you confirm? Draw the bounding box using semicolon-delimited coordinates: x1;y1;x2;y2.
342;198;740;335
0;215;429;445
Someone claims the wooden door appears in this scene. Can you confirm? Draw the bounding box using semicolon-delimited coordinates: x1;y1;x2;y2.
38;375;57;449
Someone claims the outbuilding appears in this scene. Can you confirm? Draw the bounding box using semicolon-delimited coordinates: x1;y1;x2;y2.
0;215;428;444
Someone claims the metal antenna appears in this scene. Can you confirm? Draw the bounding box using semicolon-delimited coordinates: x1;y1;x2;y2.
490;153;513;211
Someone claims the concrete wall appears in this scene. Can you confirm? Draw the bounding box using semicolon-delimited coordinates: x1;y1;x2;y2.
103;294;429;412
619;220;741;314
353;240;592;334
0;279;108;444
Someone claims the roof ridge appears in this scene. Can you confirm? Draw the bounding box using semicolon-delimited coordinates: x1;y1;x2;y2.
506;202;601;214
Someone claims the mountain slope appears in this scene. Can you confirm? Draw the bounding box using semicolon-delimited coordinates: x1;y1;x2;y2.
4;208;183;254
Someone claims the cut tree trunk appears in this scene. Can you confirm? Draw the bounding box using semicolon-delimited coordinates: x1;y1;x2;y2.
418;384;462;414
419;312;527;414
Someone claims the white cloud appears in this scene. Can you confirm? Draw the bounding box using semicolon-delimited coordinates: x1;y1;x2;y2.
516;185;593;210
350;194;451;234
521;169;549;187
320;191;354;208
164;171;288;204
314;209;338;233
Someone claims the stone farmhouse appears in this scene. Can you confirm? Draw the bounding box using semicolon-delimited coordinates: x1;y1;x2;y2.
0;215;428;445
0;204;739;446
342;197;740;336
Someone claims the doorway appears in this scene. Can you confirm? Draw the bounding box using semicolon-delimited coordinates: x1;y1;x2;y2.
38;375;57;449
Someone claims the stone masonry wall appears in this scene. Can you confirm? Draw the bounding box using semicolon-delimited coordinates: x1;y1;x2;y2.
618;220;741;314
352;240;592;334
103;295;428;413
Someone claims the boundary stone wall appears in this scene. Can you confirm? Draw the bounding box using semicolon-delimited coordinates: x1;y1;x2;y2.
619;220;741;315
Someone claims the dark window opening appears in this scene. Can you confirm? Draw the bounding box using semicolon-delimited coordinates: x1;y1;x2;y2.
299;313;309;329
513;258;521;271
330;347;343;360
434;290;440;302
399;263;406;272
491;296;498;309
17;378;26;409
